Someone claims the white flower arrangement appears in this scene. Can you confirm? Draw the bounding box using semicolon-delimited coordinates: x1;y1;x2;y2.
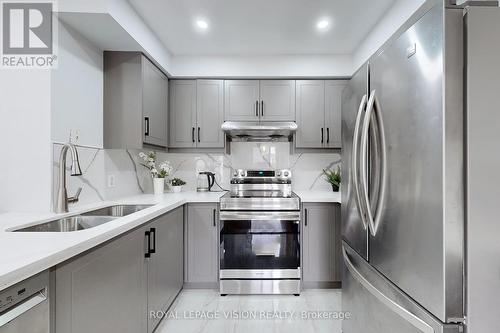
138;151;172;179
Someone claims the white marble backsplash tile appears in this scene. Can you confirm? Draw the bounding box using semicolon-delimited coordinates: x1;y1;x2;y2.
52;142;341;209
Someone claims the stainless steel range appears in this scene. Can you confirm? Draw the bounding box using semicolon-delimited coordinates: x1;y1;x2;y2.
219;169;301;295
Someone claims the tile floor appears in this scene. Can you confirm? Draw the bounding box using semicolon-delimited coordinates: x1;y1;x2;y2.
155;289;343;333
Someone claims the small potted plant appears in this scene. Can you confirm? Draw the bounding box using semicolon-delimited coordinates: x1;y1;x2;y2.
323;167;341;192
169;178;186;193
138;151;172;195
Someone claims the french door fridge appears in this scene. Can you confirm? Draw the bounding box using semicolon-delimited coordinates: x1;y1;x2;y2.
341;1;500;332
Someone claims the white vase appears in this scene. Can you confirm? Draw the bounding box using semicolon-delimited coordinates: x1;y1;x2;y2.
153;178;165;195
171;185;182;193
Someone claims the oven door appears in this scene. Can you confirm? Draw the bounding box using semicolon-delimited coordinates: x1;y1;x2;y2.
219;211;301;279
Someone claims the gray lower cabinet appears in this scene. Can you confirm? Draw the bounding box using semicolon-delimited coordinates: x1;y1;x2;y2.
185;203;219;286
55;225;148;333
103;51;168;149
55;208;184;333
302;203;341;286
147;207;184;333
295;80;346;148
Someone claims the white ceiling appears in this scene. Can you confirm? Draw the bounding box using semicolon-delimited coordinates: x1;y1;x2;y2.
128;0;397;56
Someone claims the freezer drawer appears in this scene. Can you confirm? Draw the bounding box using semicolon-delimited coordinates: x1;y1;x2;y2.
342;242;461;333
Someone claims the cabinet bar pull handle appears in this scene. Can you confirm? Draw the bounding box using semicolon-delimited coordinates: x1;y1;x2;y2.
144;117;150;136
256;100;259;117
145;230;151;258
304;209;308;226
327;128;330;144
198;127;201;143
213;209;217;227
321;128;324;144
261;100;264;117
192;127;195;143
150;228;156;254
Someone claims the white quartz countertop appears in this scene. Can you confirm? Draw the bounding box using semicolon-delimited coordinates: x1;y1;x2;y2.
0;190;339;291
0;191;224;291
295;191;341;203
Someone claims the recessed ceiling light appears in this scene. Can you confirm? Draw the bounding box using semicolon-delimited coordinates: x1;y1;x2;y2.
316;19;330;31
196;19;209;30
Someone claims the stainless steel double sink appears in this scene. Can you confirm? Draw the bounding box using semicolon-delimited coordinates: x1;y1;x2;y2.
12;205;153;232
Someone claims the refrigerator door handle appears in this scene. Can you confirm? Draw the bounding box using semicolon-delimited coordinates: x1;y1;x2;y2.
342;246;434;333
360;90;387;236
360;91;377;235
352;94;369;230
372;93;388;235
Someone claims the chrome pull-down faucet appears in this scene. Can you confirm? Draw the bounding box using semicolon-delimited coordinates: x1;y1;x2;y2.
55;143;82;213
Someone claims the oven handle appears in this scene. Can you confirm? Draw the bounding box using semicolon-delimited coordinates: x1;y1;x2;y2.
219;211;300;221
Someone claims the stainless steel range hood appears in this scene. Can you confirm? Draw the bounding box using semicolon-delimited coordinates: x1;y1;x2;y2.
221;121;298;142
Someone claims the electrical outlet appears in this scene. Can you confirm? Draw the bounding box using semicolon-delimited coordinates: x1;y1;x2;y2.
107;175;116;188
69;129;80;144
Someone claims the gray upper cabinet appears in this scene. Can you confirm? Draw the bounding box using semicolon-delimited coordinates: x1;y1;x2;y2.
296;80;346;148
325;80;345;148
147;207;183;333
143;59;168;147
259;80;296;121
169;80;197;148
170;79;224;148
104;52;168;149
224;80;296;122
302;203;341;284
196;80;225;148
55;225;148;333
224;80;260;121
296;80;325;148
185;203;219;285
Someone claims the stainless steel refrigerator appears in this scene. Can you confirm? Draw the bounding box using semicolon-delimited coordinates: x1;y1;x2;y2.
341;1;500;332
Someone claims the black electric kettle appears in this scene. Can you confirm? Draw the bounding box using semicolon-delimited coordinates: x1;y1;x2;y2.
197;172;216;192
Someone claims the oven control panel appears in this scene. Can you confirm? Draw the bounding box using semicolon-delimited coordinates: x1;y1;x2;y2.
232;169;292;179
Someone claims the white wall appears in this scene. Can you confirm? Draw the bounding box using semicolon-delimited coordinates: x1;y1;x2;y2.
58;0;173;75
171;54;352;78
0;16;106;213
55;0;430;78
51;19;104;148
0;70;52;212
351;0;427;72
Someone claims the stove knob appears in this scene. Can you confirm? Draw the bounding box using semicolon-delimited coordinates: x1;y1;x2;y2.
283;171;290;177
276;171;282;177
239;170;245;177
233;171;238;177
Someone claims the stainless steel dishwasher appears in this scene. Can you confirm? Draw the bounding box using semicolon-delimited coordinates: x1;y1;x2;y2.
0;271;49;333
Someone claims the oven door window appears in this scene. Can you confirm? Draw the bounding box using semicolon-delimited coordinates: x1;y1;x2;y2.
220;220;300;270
